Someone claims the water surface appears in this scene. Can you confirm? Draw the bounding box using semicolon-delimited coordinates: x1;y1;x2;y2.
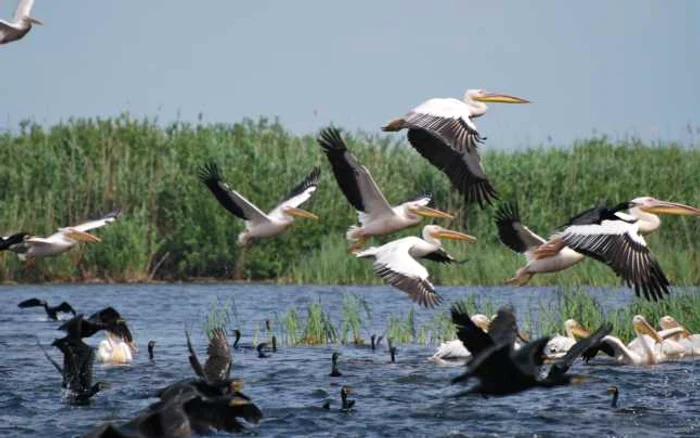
1;284;699;437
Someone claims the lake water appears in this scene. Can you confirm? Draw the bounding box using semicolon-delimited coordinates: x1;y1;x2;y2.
1;284;699;437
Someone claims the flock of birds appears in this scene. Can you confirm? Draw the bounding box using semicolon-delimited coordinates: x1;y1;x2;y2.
2;0;699;306
5;0;700;435
21;291;700;436
22;299;268;436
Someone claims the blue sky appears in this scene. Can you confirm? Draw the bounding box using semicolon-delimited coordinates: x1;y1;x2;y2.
2;1;698;148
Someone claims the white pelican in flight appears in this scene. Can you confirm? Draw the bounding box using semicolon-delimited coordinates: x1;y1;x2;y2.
199;163;320;245
317;127;453;250
496;197;700;301
355;225;475;307
658;315;699;356
11;210;121;260
0;0;42;45
382;89;530;207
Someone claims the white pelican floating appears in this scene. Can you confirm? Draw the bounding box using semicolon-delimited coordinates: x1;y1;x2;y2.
429;314;489;363
382;89;530;207
544;319;590;359
98;332;135;364
659;315;700;356
0;0;41;45
11;210;121;260
317;127;453;250
199;163;320;245
587;315;682;365
497;198;700;301
355;225;475;307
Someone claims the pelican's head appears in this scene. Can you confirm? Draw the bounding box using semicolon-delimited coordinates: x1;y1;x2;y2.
629;197;700;216
22;16;43;25
632;315;664;344
422;225;476;242
471;314;490;332
659;315;679;330
281;206;319;220
404;197;454;220
564;319;590;338
659;315;692;338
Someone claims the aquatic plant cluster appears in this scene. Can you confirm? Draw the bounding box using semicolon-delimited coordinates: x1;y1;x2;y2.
1;117;698;285
204;290;700;347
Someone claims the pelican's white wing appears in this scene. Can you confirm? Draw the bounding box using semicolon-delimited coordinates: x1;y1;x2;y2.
405;98;481;153
25;237;54;245
13;0;34;21
68;210;122;233
0;20;21;31
361;237;442;308
268;167;320;220
560;220;670;301
400;99;497;207
355;165;394;223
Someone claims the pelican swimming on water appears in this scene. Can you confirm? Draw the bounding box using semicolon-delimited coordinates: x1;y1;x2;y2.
355;225;475;307
382;89;530;207
659;315;700;356
98;332;134;364
544;319;591;359
317;127;453;250
496;197;700;301
0;0;42;45
583;315;677;365
199;163;320;245
429;313;489;363
11;210;121;260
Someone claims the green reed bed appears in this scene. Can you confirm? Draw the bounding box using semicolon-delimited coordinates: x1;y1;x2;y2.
537;288;700;343
202;289;700;348
0;117;698;285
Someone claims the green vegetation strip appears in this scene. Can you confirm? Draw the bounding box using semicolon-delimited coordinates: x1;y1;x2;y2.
203;289;700;347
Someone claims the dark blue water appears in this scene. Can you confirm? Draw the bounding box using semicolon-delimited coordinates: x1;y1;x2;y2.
1;284;699;437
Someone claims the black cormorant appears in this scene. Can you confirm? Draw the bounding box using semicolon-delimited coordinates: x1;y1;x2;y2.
18;298;76;320
341;386;355;411
330;352;342;377
147;340;156;361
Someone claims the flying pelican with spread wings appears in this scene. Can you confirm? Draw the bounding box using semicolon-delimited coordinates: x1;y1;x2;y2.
199;163;320;245
356;225;475;307
0;0;42;45
317;127;453;250
11;210;121;260
496;198;700;301
382;89;530;207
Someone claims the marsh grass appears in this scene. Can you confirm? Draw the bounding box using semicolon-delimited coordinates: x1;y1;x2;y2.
341;294;371;344
1;117;698;285
202;296;237;337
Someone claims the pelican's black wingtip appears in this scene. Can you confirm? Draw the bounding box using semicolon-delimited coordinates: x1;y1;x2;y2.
317;126;347;152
